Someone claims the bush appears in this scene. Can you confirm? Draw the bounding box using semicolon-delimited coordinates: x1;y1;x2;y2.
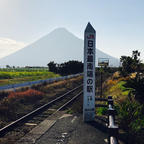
8;89;44;103
124;75;144;103
116;98;144;143
0;89;44;123
97;107;107;115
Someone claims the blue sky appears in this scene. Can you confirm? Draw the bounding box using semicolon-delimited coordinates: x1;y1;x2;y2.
0;0;144;60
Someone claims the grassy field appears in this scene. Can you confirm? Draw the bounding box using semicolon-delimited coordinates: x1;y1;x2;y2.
0;68;60;86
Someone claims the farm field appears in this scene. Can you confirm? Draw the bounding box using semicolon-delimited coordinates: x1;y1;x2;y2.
0;68;60;86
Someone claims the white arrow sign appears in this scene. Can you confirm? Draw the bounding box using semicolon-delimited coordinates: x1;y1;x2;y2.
83;22;96;122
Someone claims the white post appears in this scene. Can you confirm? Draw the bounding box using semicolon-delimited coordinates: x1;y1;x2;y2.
83;22;96;121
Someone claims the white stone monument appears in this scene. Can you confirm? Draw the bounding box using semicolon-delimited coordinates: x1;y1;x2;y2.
83;22;96;122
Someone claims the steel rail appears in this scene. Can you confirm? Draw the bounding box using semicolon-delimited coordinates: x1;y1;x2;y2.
53;91;83;114
0;84;83;136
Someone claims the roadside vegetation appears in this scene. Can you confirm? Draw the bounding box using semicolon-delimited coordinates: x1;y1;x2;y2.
0;67;60;86
103;50;144;144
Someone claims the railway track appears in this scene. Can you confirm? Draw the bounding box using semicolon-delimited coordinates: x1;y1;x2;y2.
0;84;83;144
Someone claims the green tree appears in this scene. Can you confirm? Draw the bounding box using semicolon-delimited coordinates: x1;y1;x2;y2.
47;60;83;75
120;50;144;102
120;50;141;76
6;65;11;69
47;61;57;73
58;60;83;75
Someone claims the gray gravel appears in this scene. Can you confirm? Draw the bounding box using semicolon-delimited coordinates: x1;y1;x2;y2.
35;114;108;144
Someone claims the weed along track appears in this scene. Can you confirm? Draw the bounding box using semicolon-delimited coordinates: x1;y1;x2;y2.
0;76;83;144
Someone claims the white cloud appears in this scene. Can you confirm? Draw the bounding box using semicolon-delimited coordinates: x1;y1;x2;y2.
0;38;26;58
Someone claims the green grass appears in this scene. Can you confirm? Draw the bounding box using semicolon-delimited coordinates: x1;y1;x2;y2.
0;68;60;86
117;81;127;90
118;81;133;96
105;80;133;98
96;107;107;116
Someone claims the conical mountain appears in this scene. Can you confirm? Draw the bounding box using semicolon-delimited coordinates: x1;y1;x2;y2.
0;28;119;67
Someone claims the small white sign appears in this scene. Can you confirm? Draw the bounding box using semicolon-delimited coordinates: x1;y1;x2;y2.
83;23;96;121
98;58;109;67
